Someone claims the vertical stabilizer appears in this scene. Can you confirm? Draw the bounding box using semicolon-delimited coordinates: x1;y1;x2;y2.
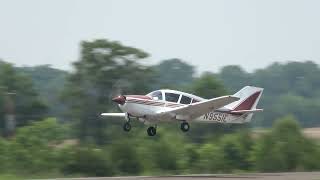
225;86;263;111
224;86;263;122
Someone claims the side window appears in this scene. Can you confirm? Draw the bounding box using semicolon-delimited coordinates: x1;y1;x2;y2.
165;93;180;103
192;99;199;103
150;91;162;100
180;95;192;104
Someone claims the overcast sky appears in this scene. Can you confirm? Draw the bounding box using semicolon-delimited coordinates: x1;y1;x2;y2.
0;0;319;72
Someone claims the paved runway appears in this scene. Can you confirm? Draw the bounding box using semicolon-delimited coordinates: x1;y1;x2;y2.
45;172;320;180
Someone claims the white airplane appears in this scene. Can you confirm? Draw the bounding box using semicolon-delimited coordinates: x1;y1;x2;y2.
101;86;263;136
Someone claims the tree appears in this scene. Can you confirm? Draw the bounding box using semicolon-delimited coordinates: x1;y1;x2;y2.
250;115;315;172
196;143;226;173
152;58;195;89
10;118;66;173
110;141;142;175
218;65;251;92
18;65;68;119
62;39;154;144
219;131;253;170
190;72;227;98
0;61;47;130
61;146;114;177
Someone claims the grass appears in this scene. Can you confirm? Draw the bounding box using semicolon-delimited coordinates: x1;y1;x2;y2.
0;174;23;180
251;128;320;140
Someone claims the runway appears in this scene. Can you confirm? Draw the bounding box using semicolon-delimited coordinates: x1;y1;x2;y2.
45;172;320;180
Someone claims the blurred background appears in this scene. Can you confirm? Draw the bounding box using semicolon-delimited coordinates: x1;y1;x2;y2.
0;0;320;179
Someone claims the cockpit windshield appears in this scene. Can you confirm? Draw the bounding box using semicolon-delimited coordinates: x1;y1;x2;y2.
149;91;163;100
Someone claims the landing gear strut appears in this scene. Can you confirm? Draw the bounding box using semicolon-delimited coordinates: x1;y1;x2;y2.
123;113;131;132
180;121;190;132
147;126;157;136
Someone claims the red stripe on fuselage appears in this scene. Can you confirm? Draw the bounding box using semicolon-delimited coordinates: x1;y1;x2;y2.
126;98;165;107
126;97;184;108
126;95;152;100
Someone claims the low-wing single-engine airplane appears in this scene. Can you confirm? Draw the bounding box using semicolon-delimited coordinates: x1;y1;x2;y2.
101;86;263;136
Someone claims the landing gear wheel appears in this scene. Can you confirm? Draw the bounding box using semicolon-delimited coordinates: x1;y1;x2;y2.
123;122;131;132
180;122;190;132
147;126;157;136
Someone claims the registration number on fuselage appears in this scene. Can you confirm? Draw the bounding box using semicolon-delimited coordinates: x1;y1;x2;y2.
203;112;227;122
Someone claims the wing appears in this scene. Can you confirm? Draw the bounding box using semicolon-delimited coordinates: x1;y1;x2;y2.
156;95;240;121
101;113;126;117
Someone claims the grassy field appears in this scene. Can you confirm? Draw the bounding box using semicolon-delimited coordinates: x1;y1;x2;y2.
35;172;320;180
252;127;320;140
303;128;320;139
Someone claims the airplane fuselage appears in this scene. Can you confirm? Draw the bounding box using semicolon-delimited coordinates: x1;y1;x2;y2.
119;96;249;124
102;86;263;136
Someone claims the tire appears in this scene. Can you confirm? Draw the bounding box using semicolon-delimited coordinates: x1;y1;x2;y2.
147;126;156;136
180;122;190;132
123;122;131;132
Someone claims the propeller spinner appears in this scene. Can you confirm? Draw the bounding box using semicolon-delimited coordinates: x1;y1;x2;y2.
112;95;126;105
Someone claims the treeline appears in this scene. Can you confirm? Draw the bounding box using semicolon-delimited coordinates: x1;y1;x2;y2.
2;40;320;131
0;39;320;178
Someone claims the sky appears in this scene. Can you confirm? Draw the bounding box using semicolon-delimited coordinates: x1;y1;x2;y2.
0;0;319;73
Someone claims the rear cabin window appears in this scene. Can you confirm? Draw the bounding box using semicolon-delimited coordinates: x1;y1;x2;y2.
150;91;163;100
165;93;180;103
180;95;192;104
192;99;199;103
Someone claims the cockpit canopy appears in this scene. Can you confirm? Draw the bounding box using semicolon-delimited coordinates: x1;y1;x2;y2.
147;90;202;104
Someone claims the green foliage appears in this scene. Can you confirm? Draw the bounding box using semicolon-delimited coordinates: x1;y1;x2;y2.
62;39;154;144
0;61;47;128
9;118;66;173
110;141;142;175
152;58;195;89
0;138;10;172
61;146;114;177
250;115;320;172
219;131;253;170
0;116;318;178
218;65;250;92
190;72;227;98
195;130;253;173
196;143;226;173
18;65;67;119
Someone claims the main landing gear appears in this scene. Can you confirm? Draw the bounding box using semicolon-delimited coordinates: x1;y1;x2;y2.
180;121;190;132
147;126;157;136
123;113;132;132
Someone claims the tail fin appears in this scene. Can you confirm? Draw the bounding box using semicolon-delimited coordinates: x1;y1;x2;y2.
224;86;263;122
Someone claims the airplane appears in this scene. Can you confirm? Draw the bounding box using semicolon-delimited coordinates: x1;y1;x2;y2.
101;86;263;136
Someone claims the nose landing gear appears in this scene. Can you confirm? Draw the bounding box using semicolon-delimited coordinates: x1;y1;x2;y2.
180;121;190;132
123;122;131;132
123;113;132;132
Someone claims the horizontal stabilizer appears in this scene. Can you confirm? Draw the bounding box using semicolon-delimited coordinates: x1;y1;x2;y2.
230;109;263;114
